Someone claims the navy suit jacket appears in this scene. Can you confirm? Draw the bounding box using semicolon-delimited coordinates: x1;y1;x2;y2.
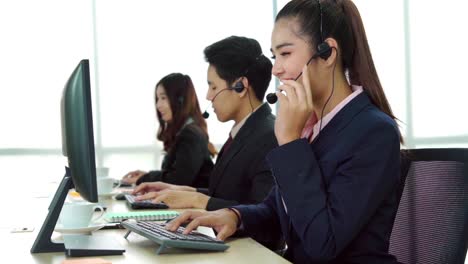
235;93;401;264
202;103;277;211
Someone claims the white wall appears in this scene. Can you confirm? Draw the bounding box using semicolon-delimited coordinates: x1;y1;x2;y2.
1;0;467;182
0;0;275;181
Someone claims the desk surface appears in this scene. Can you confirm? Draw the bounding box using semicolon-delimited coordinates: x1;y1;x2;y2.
2;192;290;264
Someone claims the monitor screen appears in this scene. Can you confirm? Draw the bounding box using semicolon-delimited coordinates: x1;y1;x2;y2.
31;59;100;253
60;59;98;202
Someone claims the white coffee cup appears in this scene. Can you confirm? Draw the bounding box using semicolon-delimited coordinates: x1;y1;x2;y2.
59;202;104;228
96;167;110;178
97;177;120;195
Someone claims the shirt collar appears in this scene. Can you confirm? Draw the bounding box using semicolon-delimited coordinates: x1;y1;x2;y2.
310;85;363;142
230;103;264;139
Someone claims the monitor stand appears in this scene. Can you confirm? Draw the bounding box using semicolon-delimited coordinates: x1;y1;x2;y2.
31;167;72;253
63;234;125;257
31;167;125;256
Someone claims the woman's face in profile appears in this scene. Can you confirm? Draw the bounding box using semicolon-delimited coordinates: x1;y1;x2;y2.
156;85;173;123
271;18;313;83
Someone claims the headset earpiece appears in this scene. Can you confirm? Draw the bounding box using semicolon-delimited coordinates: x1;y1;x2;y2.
230;54;262;93
317;42;332;60
315;0;332;61
232;81;244;93
177;96;184;104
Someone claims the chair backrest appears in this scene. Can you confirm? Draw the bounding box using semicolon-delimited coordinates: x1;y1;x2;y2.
389;148;468;264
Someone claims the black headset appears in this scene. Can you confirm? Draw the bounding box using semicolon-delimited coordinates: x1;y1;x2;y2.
229;53;263;93
177;96;184;104
231;80;245;93
266;0;333;104
313;0;337;139
201;78;248;119
177;74;191;105
202;54;262;118
310;0;332;61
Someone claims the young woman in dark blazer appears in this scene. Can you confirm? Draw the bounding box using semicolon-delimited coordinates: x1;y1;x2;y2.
166;1;404;263
122;73;216;188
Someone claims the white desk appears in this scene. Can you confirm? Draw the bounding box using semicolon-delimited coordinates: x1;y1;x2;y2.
1;194;291;264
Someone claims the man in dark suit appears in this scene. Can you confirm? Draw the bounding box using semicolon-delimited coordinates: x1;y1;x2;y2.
133;36;277;211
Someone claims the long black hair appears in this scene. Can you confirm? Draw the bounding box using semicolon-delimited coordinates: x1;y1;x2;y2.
277;0;403;142
155;73;216;155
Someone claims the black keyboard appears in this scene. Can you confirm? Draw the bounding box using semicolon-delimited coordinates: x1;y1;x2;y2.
122;220;229;254
124;194;169;210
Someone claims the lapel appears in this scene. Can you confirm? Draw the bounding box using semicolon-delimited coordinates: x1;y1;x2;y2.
275;187;291;238
209;104;272;195
312;92;373;154
276;94;375;243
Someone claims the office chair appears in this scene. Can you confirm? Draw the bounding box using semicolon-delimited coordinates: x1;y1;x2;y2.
389;148;468;264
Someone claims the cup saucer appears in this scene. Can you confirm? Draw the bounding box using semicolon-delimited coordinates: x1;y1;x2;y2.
54;223;106;234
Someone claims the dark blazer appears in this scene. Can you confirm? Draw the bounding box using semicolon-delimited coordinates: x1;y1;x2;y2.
137;123;213;188
235;93;401;264
202;103;277;211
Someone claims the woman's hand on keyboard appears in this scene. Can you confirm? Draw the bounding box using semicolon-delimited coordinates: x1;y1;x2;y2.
132;181;195;195
122;170;147;184
134;190;209;209
166;210;238;241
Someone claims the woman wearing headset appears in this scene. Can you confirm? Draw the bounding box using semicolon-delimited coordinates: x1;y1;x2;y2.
122;73;216;188
166;1;403;263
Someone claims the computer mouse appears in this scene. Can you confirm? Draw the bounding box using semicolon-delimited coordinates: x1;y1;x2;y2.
115;193;127;201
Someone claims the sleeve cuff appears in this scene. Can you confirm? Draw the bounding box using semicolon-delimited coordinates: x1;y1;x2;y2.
206;197;238;211
196;188;209;195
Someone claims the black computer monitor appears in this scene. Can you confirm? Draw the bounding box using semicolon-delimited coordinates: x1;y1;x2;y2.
60;59;98;202
31;59;98;253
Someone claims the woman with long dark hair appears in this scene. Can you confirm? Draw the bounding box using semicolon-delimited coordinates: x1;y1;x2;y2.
122;73;216;188
166;1;403;263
